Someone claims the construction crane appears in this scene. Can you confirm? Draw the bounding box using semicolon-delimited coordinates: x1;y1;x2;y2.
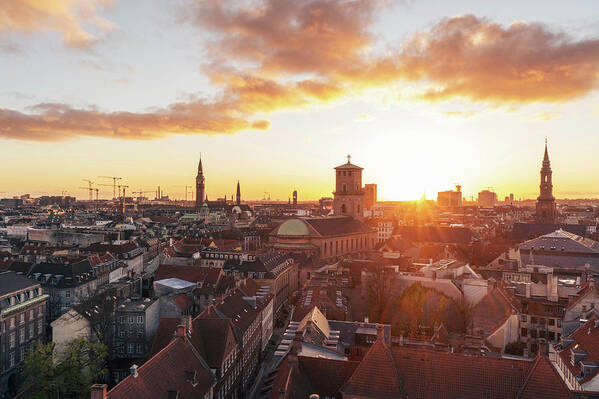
99;176;122;199
172;185;193;201
132;190;153;202
81;179;94;201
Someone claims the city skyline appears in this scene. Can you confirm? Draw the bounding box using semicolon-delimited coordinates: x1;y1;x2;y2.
2;1;599;200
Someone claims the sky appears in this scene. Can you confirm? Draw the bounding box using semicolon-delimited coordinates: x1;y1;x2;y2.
1;0;599;201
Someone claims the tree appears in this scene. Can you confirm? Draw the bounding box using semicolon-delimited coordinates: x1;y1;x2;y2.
366;264;392;322
22;338;107;399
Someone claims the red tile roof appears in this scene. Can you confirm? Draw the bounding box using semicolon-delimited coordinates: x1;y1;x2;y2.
190;317;237;368
517;355;573;399
565;281;597;310
558;317;599;384
341;338;405;399
150;317;180;356
172;293;193;311
107;337;215;399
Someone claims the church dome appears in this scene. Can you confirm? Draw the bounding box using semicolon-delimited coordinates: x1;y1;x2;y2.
275;218;310;236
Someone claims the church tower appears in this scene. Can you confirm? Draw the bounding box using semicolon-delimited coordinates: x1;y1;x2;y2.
236;181;241;205
536;139;557;224
195;157;205;210
333;155;364;220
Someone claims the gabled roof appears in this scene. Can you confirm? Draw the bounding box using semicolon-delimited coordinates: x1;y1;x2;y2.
517;355;573;399
150;317;180;356
107;337;215;399
334;162;363;170
190;316;237;368
341;338;405;399
558;317;599;384
565;280;598;310
471;287;517;336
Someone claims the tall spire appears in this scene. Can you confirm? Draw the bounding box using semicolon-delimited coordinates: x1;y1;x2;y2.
543;138;550;165
236;181;241;205
198;155;203;173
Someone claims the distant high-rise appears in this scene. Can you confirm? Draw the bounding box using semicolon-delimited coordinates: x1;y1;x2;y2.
292;190;297;207
364;184;377;210
236;181;241;205
195;157;205;210
437;185;462;207
478;189;496;208
333;155;364;220
536;139;557;223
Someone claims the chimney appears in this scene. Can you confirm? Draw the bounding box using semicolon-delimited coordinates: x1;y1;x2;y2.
180;315;192;335
174;324;186;338
130;364;139;378
90;384;107;399
376;324;385;342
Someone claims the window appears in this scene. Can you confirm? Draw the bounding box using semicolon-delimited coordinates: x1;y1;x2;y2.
9;332;16;348
9;352;14;368
119;330;125;338
20;314;25;325
119;316;125;324
521;315;527;322
531;317;538;324
127;343;134;354
37;320;42;335
136;343;143;354
557;319;562;328
65;290;71;298
137;329;144;338
521;328;528;337
129;316;134;324
137;315;144;324
548;318;555;326
19;328;25;343
19;347;25;362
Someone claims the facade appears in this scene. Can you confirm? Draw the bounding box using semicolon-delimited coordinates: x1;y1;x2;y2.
269;217;376;260
196;157;206;209
112;298;160;383
0;271;47;395
333;155;364;220
536;140;558;224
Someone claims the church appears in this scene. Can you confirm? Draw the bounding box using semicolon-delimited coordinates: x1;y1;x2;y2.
268;156;376;260
536;140;558;224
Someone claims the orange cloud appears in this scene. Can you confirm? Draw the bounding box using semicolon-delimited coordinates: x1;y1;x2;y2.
0;0;116;49
399;15;599;102
0;101;269;141
5;1;599;142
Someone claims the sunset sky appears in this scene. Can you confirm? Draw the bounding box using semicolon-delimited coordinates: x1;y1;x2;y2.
2;0;599;201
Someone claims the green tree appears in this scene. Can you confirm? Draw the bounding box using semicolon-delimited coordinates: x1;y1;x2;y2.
22;338;107;399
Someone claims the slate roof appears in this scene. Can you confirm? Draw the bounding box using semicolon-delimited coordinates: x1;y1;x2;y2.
107;337;215;399
520;229;599;254
0;271;38;296
304;217;373;236
28;260;95;288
